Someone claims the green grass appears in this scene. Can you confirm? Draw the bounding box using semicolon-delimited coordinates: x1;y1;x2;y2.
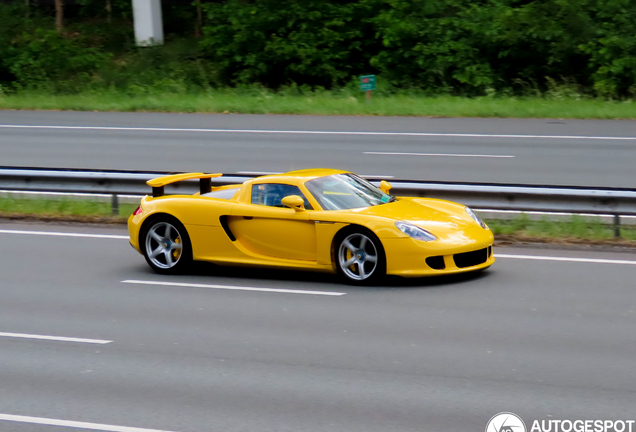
2;196;636;242
3;90;636;119
0;196;137;220
486;215;636;241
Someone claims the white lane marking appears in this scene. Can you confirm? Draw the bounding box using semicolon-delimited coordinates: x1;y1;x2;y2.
365;151;514;158
0;229;128;239
2;124;636;141
0;332;111;344
497;254;636;265
2;229;635;267
0;413;177;432
122;279;346;296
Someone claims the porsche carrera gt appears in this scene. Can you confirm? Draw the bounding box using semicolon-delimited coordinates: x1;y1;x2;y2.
128;169;494;283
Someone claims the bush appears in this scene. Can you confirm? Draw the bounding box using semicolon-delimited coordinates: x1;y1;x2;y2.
4;28;110;92
0;2;30;86
197;0;636;97
4;0;636;98
200;0;381;88
369;0;594;95
580;0;636;98
97;38;215;93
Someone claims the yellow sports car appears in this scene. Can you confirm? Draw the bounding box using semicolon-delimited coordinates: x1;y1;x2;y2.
128;169;494;284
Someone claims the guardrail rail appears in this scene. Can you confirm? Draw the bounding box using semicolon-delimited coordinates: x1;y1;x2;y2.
2;167;636;237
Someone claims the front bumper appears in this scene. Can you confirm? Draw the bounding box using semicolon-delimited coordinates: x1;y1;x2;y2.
383;229;495;277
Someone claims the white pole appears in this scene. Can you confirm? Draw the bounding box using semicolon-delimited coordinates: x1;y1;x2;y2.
132;0;164;46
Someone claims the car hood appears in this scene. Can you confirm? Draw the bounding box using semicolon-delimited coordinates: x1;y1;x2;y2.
348;197;476;230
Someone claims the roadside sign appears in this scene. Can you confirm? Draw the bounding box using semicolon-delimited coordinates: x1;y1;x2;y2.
359;75;376;91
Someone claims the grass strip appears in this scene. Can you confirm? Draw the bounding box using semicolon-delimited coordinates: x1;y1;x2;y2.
0;196;137;223
3;91;636;119
2;196;636;246
487;215;636;243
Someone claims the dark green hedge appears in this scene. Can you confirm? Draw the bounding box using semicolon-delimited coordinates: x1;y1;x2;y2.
200;0;636;97
2;0;636;97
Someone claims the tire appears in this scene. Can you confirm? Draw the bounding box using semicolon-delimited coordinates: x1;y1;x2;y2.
335;228;386;284
141;216;192;275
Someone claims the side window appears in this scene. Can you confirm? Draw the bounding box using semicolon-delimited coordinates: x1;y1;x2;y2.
251;184;313;210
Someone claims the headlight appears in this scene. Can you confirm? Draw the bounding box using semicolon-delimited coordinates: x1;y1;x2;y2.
465;207;487;229
395;221;437;241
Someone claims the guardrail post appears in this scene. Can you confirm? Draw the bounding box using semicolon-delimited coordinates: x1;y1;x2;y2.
111;194;119;216
614;214;621;238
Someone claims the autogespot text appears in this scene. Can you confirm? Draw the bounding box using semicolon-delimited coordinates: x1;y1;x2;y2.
530;420;635;432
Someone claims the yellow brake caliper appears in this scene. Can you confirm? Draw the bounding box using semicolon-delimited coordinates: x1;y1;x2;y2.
173;237;181;260
346;249;356;272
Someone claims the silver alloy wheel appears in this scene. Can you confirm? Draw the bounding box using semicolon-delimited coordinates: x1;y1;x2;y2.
145;221;183;269
338;232;378;281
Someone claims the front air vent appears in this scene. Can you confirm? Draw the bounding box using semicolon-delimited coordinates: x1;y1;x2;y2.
453;248;488;268
426;256;445;270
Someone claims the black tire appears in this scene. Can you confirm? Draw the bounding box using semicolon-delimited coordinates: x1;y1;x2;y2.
334;228;386;285
141;215;192;275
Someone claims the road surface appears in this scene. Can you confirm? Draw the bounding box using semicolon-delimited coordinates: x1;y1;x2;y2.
1;111;636;187
0;221;634;431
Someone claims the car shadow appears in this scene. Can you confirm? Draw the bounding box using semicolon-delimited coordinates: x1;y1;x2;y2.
371;269;492;290
188;261;340;284
186;261;492;290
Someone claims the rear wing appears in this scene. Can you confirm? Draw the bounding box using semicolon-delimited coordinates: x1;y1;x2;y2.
147;173;223;197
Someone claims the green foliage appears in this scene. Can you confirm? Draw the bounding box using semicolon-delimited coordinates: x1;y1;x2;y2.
0;0;210;94
200;0;380;87
368;0;595;94
196;0;636;97
4;0;636;97
579;0;636;98
7;29;110;91
0;2;30;85
0;1;112;92
96;39;207;93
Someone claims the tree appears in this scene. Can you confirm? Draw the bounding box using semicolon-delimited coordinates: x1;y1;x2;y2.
54;0;63;32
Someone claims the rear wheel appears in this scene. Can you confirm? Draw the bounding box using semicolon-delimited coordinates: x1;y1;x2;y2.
336;230;385;284
142;217;191;274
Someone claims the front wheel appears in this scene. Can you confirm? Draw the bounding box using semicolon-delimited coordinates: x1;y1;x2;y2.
336;230;385;284
142;217;192;274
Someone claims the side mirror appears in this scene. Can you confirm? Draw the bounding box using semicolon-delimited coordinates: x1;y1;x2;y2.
281;195;305;211
380;180;392;194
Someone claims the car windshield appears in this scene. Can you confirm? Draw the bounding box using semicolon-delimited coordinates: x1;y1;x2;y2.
305;174;393;210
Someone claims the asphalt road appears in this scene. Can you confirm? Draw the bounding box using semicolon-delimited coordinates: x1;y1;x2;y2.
2;111;636;187
1;221;635;431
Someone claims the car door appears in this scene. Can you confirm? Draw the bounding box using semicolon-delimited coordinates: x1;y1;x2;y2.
227;183;317;261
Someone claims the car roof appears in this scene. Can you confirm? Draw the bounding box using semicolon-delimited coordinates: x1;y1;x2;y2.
255;168;350;183
234;169;350;204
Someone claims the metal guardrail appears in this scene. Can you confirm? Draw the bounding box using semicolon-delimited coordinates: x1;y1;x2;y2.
2;167;636;236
